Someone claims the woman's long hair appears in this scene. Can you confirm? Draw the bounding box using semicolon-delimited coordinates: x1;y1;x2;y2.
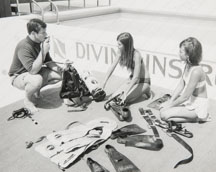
117;32;135;71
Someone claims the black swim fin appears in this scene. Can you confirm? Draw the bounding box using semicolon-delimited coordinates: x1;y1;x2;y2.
111;124;146;139
105;145;141;172
104;93;131;121
110;103;131;122
117;135;163;151
87;157;110;172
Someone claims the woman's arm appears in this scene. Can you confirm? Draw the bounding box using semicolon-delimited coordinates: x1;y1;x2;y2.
160;79;184;109
166;68;202;108
102;50;121;89
160;69;185;109
170;78;185;102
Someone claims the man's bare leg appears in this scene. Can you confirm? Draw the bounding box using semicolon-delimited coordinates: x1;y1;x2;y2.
24;75;43;113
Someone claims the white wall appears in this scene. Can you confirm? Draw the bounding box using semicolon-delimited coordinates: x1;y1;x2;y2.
113;0;216;18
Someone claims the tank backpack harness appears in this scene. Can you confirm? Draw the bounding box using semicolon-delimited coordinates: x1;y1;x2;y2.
59;64;90;105
139;108;193;168
81;71;106;102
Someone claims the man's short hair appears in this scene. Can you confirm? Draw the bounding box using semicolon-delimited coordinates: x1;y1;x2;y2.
27;18;47;34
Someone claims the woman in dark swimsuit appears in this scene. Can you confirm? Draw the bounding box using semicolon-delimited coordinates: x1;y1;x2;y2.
102;32;151;105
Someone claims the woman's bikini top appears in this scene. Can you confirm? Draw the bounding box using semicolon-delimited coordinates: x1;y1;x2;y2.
182;66;206;96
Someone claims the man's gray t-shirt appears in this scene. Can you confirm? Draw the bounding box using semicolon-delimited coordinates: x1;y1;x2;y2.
8;36;52;76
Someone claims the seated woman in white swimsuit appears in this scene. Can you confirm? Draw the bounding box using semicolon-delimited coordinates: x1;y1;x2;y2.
160;37;209;123
102;32;151;105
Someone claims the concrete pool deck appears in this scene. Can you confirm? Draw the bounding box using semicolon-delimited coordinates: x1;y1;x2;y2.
1;1;216;171
1;71;216;172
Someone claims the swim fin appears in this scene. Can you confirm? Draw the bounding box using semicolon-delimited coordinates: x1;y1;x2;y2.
147;94;171;110
87;157;110;172
105;145;141;172
111;124;146;139
110;103;131;122
104;93;131;121
117;135;163;151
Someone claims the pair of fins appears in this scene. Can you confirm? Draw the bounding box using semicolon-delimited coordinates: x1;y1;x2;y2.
117;135;163;151
111;124;163;151
87;145;141;172
104;93;131;122
111;124;146;139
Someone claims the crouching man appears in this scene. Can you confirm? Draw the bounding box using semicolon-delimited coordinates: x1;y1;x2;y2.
8;18;63;113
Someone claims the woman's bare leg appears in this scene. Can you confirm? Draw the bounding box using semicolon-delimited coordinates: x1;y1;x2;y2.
160;106;198;123
125;83;150;104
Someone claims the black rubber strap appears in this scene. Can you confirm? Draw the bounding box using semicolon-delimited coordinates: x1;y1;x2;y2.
171;134;193;168
139;108;193;168
139;108;151;124
8;108;30;121
151;126;160;138
142;115;154;126
139;108;160;138
146;109;162;124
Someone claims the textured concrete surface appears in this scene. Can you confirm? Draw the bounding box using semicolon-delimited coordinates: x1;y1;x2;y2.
1;72;216;172
1;1;216;171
